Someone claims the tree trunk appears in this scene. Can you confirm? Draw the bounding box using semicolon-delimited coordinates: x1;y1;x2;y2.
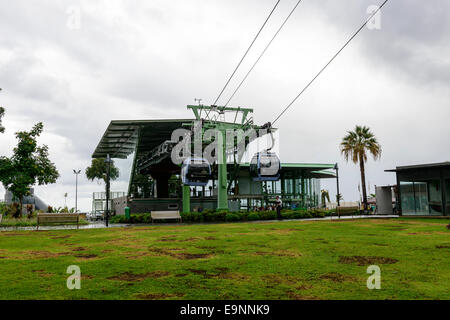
359;155;368;211
19;195;23;218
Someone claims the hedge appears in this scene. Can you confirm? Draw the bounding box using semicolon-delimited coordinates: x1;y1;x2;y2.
108;208;360;224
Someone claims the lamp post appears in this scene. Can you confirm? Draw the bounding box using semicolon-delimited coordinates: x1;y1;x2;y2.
334;163;341;218
105;154;112;227
73;170;81;213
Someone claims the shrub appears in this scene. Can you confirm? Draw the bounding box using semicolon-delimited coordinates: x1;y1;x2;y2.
0;203;8;216
259;211;277;220
236;211;249;221
203;210;226;222
310;209;325;218
26;204;34;219
110;215;129;224
225;213;240;222
9;203;21;218
247;212;260;221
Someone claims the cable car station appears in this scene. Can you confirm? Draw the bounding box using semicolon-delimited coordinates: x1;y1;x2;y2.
92;105;336;214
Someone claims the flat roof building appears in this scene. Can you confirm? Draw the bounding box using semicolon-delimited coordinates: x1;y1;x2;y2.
386;162;450;216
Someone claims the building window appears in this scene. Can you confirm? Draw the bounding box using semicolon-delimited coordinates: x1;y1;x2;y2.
446;179;450;215
400;181;415;215
400;180;443;216
428;180;443;215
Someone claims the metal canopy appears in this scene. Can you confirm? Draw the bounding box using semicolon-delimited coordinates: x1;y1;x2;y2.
237;163;336;179
92;119;194;159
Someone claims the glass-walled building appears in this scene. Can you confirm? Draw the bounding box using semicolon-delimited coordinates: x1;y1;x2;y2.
386;162;450;216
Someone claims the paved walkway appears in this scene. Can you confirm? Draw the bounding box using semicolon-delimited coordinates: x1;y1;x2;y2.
0;215;400;232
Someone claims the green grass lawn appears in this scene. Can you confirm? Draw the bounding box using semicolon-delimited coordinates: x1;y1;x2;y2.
0;218;448;300
0;217;89;227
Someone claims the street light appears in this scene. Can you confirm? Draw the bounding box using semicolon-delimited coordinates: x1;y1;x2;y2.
334;163;341;218
73;169;81;213
104;154;112;227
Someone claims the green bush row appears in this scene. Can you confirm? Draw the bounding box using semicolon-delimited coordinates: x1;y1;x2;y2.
108;208;345;224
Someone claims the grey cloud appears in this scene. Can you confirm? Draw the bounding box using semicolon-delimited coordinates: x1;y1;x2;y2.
0;0;449;209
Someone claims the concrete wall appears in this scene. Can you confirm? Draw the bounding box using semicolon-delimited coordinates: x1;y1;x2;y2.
376;186;394;215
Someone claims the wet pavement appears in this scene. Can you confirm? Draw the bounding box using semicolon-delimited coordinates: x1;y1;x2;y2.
0;215;399;232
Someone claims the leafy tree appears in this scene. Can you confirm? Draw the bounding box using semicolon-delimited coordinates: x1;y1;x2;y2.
340;125;381;211
85;158;119;184
0;122;59;214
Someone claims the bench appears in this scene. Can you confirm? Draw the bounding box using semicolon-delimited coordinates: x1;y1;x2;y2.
151;211;182;223
37;213;80;230
335;206;360;218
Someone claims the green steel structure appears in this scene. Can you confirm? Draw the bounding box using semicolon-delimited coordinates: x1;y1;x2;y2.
92;105;336;213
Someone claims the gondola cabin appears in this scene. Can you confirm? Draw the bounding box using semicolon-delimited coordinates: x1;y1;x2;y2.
181;157;211;186
249;152;281;182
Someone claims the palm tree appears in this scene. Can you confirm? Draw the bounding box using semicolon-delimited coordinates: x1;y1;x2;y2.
321;189;330;208
340;125;381;211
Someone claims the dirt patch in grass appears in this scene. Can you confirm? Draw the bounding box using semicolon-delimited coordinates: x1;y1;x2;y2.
50;235;71;239
253;250;302;257
216;272;250;281
314;238;330;244
319;272;357;282
436;244;450;249
1;233;27;236
157;236;204;242
32;269;54;278
177;253;211;260
248;243;268;248
295;283;313;290
156;235;177;242
386;227;408;231
71;247;86;252
175;273;188;277
338;256;398;266
27;251;71;259
125;252;151;259
186;267;249;281
148;247;212;260
135;293;184;300
204;236;217;240
74;253;98;260
194;246;225;254
179;237;201;242
268;228;302;235
108;271;170;281
407;232;448;235
286;291;321;300
105;238;147;249
261;274;302;286
187;268;208;276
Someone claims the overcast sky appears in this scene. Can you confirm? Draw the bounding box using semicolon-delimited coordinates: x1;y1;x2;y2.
1;0;449;211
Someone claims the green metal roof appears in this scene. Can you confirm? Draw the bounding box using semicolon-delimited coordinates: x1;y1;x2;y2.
275;163;336;170
92;119;194;159
237;163;336;179
92;118;269;160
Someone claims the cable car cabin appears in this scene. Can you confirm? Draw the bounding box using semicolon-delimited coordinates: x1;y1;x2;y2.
181;158;211;186
249;152;281;181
